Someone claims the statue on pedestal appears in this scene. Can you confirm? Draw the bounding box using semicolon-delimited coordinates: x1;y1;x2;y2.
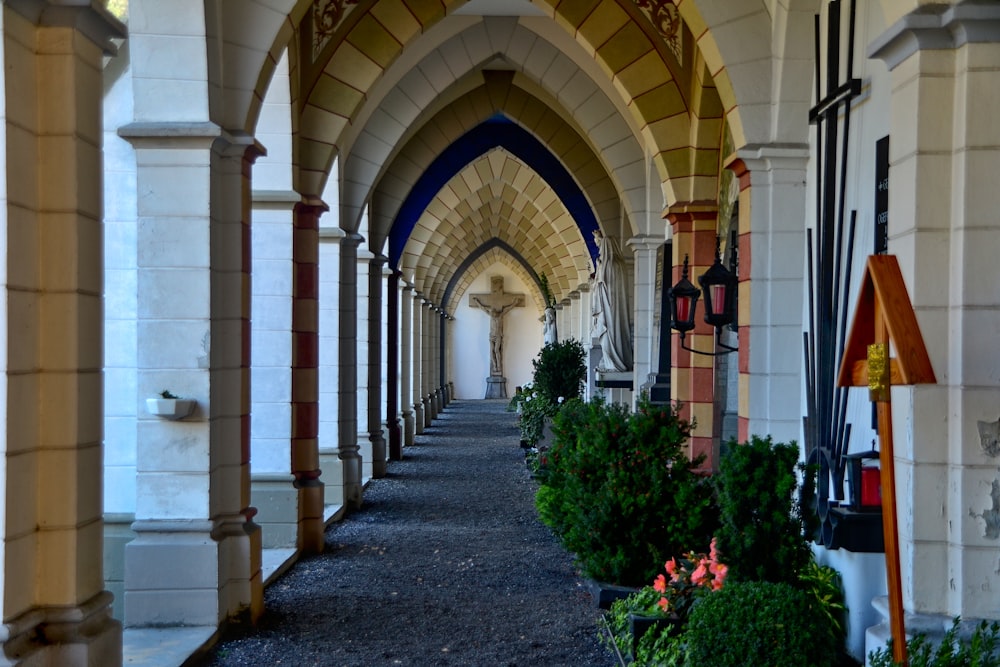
591;229;633;372
469;276;525;397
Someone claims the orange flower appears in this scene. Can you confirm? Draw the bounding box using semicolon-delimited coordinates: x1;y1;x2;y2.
657;597;670;612
653;574;667;593
665;557;679;582
690;561;709;586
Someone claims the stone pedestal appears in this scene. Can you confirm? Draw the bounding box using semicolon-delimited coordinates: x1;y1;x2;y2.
484;375;508;399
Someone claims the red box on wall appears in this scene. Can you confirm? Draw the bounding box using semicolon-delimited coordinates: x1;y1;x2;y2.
860;466;881;508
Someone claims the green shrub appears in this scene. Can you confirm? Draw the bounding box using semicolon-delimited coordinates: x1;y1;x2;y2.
531;338;586;405
799;559;848;648
868;617;1000;667
682;580;837;667
536;395;718;586
714;435;810;586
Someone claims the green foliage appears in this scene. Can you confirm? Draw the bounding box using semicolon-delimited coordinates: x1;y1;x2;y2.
536;395;718;586
531;339;586;405
714;435;811;586
868;618;1000;667
602;587;667;660
539;273;556;308
682;580;838;667
799;560;848;647
508;384;554;446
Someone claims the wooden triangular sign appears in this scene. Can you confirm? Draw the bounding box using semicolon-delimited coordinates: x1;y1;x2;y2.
837;255;936;388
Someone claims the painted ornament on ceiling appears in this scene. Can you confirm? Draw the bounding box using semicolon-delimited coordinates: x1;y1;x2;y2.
313;0;360;59
635;0;683;64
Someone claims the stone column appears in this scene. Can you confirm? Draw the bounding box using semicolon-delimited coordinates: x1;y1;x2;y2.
121;126;263;627
444;314;455;404
367;255;388;478
291;201;326;553
1;5;124;662
249;191;298;551
629;235;661;395
355;249;372;483
338;233;364;508
568;291;581;341
577;284;593;400
867;5;1000;640
318;227;345;512
431;306;442;416
412;292;425;434
424;301;437;422
400;285;415;445
387;271;403;460
667;206;720;470
726;148;808;445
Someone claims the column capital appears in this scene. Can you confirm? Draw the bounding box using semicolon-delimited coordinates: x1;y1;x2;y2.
869;1;1000;71
627;233;665;252
9;0;126;54
726;144;810;176
339;231;364;249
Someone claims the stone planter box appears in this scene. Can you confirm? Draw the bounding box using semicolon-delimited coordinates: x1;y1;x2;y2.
145;398;196;420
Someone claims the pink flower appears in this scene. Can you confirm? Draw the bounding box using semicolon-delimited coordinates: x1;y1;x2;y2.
653;574;667;593
665;558;679;582
690;562;709;586
657;597;670;612
711;563;728;589
709;537;719;561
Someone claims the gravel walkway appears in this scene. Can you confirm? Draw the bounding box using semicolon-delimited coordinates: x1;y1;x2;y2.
194;399;617;667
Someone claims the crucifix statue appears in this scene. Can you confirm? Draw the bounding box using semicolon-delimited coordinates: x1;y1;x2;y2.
469;276;525;398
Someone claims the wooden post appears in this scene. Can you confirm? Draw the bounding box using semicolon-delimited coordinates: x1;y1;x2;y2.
872;304;907;665
838;255;937;666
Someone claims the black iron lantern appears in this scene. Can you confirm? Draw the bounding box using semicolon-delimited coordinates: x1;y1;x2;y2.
667;242;738;357
698;245;737;328
668;255;700;334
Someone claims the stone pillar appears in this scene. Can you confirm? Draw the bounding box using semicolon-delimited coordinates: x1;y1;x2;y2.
412;292;425;434
318;227;345;511
444;314;454;404
355;250;372;483
431;307;443;416
338;233;364;509
577;284;593;400
667;206;720;471
726;148;808;445
121;126;263;627
291;201;326;553
401;285;416;445
1;5;124;662
367;255;388;477
387;271;403;460
629;235;661;397
422;300;434;427
249;191;298;551
866;4;1000;641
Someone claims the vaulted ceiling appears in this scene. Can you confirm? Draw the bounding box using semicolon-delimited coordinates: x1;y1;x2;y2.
289;0;727;313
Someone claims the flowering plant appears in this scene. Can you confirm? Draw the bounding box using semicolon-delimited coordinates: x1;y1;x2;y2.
648;537;728;621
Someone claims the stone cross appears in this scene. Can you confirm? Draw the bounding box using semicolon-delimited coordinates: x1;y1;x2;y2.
469;276;525;382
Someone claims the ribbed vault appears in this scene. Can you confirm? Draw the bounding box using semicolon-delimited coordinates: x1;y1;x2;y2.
400;147;590;312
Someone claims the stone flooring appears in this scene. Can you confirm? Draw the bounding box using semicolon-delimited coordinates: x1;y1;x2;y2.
129;398;613;666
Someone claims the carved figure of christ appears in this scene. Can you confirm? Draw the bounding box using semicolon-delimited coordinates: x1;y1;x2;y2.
469;276;525;377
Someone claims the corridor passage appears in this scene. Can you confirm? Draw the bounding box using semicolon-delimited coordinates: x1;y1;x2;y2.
196;400;614;666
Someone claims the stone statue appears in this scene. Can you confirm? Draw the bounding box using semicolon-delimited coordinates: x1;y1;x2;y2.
543;307;558;346
591;229;633;372
469;276;525;378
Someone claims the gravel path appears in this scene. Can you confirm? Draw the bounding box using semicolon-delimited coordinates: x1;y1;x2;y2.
194;399;616;667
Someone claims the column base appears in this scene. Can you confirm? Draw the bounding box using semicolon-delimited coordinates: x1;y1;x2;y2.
250;474;298;549
3;591;122;667
370;430;387;478
402;410;415;446
865;596;977;666
641;372;671;404
414;403;425;435
422;397;432;428
484;376;508;399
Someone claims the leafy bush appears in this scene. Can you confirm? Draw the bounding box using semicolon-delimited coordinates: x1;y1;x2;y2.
714;435;811;586
799;559;848;648
682;580;838;667
868;617;1000;667
536;395;718;586
531;338;586;405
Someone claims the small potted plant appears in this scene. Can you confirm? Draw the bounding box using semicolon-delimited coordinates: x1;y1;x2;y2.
145;390;196;420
